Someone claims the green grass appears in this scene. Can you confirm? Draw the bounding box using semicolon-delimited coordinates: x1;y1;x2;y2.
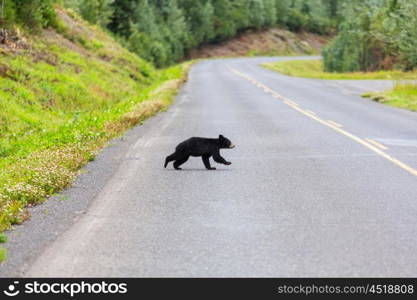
263;59;417;80
0;247;6;262
363;83;417;112
0;233;7;243
0;8;192;237
0;233;6;262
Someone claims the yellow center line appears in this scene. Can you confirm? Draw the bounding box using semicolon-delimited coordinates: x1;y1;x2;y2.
283;100;295;106
227;65;417;178
327;120;343;128
285;99;299;106
305;109;316;115
365;138;388;150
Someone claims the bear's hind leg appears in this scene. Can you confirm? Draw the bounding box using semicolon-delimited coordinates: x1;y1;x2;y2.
173;155;189;170
164;152;178;168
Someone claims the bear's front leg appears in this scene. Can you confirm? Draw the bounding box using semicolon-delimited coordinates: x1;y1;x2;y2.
202;155;216;170
213;152;231;166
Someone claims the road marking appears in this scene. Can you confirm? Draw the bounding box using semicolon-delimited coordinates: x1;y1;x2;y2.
227;65;417;178
284;99;299;106
283;100;297;107
133;138;153;150
376;138;417;148
365;138;388;150
327;120;343;128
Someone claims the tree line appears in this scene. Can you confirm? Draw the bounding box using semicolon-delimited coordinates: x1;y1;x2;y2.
2;1;416;73
323;0;417;72
0;0;342;67
67;0;342;67
0;0;58;30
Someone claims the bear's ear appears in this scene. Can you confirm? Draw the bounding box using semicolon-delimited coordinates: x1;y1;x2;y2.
219;135;224;140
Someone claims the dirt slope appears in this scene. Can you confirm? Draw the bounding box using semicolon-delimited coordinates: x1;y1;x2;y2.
188;28;329;59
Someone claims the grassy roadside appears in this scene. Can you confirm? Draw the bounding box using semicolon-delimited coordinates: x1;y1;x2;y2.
263;59;417;112
0;63;190;224
0;8;193;261
363;83;417;112
262;59;417;80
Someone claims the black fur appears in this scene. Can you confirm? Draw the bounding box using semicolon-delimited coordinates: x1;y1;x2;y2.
164;135;235;170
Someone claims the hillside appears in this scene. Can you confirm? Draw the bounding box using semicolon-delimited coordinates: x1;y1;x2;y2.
0;7;190;255
188;28;328;59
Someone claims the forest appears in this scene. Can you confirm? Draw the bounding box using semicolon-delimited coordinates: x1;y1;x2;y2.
2;0;416;72
0;0;414;72
1;0;340;66
323;0;417;72
67;0;341;67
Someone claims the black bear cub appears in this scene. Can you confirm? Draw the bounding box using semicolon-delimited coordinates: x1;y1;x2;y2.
164;135;235;170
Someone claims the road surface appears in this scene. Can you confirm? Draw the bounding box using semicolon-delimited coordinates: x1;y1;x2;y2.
2;57;417;277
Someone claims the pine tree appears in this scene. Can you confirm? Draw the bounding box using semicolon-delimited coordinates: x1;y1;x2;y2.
108;0;137;37
78;0;114;27
211;0;237;41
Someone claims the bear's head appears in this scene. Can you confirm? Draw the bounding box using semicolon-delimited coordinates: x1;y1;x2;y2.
219;135;235;149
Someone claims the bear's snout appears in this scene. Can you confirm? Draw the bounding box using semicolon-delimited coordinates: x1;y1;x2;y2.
229;144;235;149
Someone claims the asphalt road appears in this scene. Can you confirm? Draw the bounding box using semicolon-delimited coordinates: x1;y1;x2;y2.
2;57;417;277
